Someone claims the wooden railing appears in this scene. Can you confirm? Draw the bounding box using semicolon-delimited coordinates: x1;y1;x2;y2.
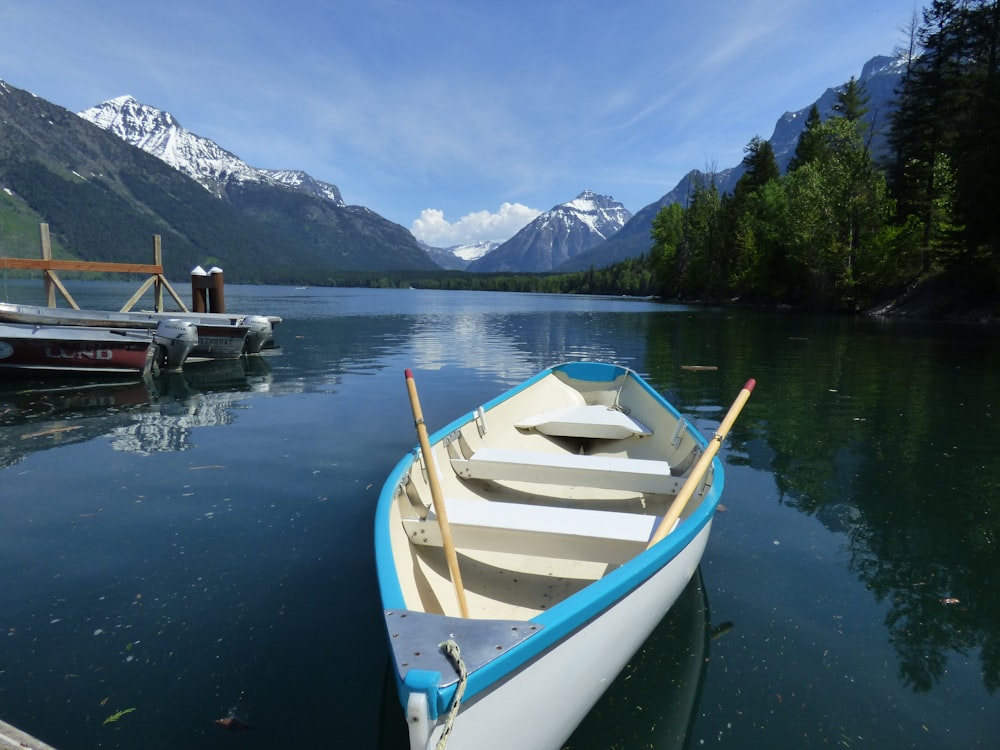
0;223;189;312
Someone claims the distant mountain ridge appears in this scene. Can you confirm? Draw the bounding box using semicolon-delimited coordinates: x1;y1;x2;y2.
79;96;345;205
0;81;434;281
421;240;502;270
0;53;904;280
560;55;905;272
469;191;631;273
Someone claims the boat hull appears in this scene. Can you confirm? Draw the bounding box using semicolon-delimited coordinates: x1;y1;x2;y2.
0;302;276;357
413;523;710;750
376;361;729;750
0;323;155;375
185;324;246;360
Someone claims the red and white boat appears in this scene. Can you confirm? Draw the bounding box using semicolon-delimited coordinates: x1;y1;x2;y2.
0;319;197;376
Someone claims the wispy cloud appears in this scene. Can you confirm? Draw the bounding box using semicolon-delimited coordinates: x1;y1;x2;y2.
1;0;918;228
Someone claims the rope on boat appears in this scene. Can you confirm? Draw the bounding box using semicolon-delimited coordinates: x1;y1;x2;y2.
610;370;632;414
435;639;468;750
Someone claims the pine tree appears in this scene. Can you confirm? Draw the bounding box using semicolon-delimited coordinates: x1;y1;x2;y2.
650;202;684;297
889;0;1000;271
951;0;1000;258
789;105;825;171
833;76;871;122
737;136;781;193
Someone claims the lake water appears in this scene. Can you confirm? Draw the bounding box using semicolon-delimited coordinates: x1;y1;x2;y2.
0;280;997;749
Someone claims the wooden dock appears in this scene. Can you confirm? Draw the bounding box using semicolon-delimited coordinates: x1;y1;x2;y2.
0;718;57;750
0;223;188;313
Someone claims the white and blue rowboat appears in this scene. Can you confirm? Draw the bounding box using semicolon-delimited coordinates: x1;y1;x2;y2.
376;361;754;750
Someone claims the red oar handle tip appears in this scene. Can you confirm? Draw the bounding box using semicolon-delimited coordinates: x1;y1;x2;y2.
743;378;757;392
404;368;414;380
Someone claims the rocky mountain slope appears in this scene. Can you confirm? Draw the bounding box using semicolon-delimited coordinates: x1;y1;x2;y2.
561;55;905;272
78;96;345;205
0;81;434;281
421;240;501;270
469;191;631;273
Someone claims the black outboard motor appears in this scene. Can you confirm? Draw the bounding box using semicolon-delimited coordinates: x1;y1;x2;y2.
153;319;199;370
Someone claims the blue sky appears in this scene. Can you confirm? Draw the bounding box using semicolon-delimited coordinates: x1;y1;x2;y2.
1;1;918;246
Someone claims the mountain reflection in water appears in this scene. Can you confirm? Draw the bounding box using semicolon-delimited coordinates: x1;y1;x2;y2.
0;281;996;749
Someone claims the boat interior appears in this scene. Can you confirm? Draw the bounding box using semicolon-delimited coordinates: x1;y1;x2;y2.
387;368;715;621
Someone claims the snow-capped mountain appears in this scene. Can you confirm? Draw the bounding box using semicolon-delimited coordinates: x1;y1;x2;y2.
452;240;501;262
468;191;631;273
419;240;501;270
78;96;344;205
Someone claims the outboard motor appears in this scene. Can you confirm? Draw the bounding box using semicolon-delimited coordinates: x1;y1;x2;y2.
241;315;273;354
153;319;199;370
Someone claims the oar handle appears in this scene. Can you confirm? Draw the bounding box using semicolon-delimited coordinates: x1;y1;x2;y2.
647;379;756;548
404;369;470;618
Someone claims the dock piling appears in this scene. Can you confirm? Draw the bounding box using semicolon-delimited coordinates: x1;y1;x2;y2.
190;266;226;314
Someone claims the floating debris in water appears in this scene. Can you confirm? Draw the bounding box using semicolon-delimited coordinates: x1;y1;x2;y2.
215;715;252;731
216;692;252;731
710;621;734;640
103;707;135;725
22;425;82;439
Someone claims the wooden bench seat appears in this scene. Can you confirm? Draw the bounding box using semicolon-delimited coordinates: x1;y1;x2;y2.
515;404;652;439
450;447;681;495
402;497;668;563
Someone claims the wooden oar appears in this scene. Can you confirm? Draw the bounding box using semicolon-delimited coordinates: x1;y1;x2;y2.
647;378;756;549
404;369;470;618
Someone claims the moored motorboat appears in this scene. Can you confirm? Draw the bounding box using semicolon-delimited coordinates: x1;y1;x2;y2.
0;302;278;357
376;361;754;750
0;318;197;376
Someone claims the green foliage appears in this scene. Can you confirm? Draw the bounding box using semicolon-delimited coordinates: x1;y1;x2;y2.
832;76;872;122
889;0;1000;281
324;255;656;296
649;203;683;296
789;105;825;171
648;3;999;314
650;117;903;310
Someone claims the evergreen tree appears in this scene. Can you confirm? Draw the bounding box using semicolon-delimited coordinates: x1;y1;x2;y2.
789;105;825;171
950;0;1000;260
721;137;782;297
889;0;1000;273
833;76;871;122
731;179;790;300
649;202;684;297
735;136;781;197
678;181;722;297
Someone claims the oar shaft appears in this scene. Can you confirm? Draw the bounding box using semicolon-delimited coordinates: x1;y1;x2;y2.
404;369;470;618
647;379;756;548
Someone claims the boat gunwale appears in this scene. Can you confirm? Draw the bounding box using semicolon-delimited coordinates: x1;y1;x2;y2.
375;362;725;717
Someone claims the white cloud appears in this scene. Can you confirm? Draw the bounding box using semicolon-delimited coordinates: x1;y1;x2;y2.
411;202;541;247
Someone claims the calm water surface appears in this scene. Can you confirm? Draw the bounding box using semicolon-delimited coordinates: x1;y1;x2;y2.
0;280;997;749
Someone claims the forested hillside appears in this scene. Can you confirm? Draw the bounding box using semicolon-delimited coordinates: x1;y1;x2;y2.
0;81;436;282
644;0;999;315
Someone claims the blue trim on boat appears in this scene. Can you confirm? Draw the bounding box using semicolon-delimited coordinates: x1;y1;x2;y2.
555;360;627;382
375;362;723;718
451;474;721;710
374;450;414;608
